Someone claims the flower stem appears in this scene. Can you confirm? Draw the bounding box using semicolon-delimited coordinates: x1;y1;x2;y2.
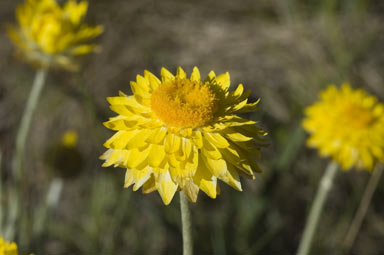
343;164;383;253
297;161;339;255
13;69;47;182
180;191;193;255
7;69;48;241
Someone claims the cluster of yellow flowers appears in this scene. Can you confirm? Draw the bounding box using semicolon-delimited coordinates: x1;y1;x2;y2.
7;0;384;207
6;1;384;255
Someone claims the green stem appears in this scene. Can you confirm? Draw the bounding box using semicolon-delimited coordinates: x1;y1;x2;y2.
180;191;193;255
7;69;48;241
343;165;383;253
13;69;47;182
297;161;339;255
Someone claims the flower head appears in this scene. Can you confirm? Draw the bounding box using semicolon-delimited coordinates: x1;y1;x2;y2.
0;237;18;255
7;0;103;71
61;130;78;148
303;83;384;170
101;67;267;205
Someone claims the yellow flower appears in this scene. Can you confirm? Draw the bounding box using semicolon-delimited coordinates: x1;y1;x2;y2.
7;0;103;71
303;83;384;170
61;130;78;148
0;237;18;255
100;67;267;205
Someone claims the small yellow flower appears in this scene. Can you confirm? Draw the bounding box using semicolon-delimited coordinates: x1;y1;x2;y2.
303;83;384;170
101;67;267;205
7;0;103;71
61;130;78;148
0;237;18;255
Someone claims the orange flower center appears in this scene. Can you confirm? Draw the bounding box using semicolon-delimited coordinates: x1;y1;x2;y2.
151;79;218;128
341;103;374;128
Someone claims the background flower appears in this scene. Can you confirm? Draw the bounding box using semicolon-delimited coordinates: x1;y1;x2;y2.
0;237;18;255
7;0;103;70
303;84;384;170
101;67;267;205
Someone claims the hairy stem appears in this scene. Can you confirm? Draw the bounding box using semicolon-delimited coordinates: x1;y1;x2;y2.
180;191;193;255
7;69;48;241
343;165;383;253
297;161;339;255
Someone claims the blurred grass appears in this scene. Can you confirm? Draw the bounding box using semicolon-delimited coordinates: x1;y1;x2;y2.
0;0;384;254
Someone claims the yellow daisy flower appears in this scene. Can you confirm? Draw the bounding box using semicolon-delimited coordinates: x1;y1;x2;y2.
0;237;18;255
101;67;267;205
7;0;103;71
303;83;384;170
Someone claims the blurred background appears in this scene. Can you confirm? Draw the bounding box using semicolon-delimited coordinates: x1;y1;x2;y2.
1;0;384;254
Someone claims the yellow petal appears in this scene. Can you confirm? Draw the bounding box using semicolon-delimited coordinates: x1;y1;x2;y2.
231;98;249;112
142;175;156;194
132;167;152;191
103;130;135;149
109;105;137;116
193;155;217;198
130;81;151;99
205;132;229;148
215;72;230;91
192;130;203;148
144;70;161;91
182;182;199;202
126;147;151;169
107;95;149;112
224;131;253;142
125;129;151;149
70;44;98;55
234;100;260;113
219;165;242;191
203;156;227;177
165;133;181;154
232;84;244;97
190;67;201;82
176;66;187;79
221;147;256;177
74;25;104;41
207;70;216;80
64;0;88;25
148;144;166;167
124;169;134;187
161;67;175;82
156;171;178;205
202;138;222;160
101;149;126;167
136;75;151;92
104;116;140;131
146;127;167;144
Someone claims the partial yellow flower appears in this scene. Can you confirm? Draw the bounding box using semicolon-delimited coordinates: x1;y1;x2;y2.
100;67;267;205
7;0;103;71
303;83;384;170
0;237;18;255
